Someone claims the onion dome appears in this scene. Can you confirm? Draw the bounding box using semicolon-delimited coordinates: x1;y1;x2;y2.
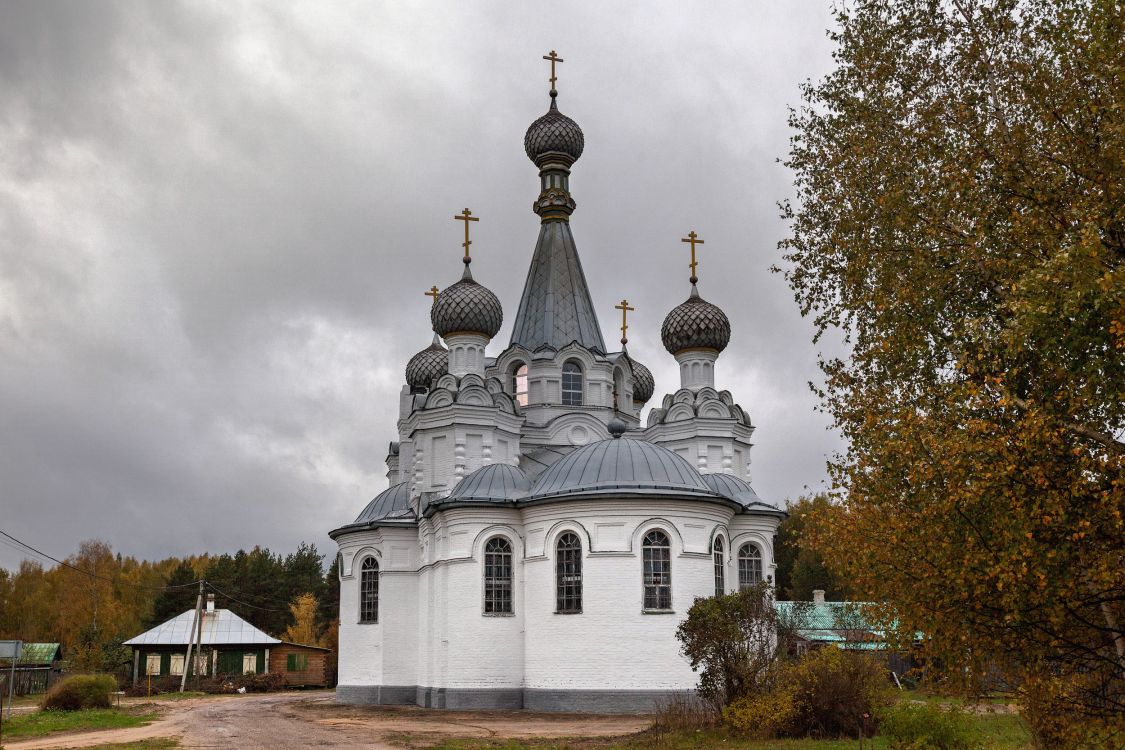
405;334;448;390
524;94;584;166
661;284;731;355
431;266;503;338
528;437;723;501
629;359;655;403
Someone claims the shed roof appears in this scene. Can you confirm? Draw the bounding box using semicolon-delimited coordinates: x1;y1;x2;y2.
123;609;280;647
18;643;62;663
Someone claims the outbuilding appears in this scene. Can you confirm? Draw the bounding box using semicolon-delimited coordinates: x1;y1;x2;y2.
123;595;329;687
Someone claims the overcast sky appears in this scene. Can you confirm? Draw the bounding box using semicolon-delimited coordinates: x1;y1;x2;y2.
0;1;844;571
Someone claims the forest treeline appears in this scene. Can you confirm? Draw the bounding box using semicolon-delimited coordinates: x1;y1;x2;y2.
0;539;339;672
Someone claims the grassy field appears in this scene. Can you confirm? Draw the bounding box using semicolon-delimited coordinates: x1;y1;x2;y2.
0;707;158;739
416;709;1032;750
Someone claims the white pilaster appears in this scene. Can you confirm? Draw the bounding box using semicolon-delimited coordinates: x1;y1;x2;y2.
675;349;719;391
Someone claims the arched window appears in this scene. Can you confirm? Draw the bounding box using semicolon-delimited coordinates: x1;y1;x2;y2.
556;533;582;613
483;537;513;614
561;361;583;406
642;530;672;611
738;543;763;590
512;363;529;407
713;537;725;597
359;557;379;623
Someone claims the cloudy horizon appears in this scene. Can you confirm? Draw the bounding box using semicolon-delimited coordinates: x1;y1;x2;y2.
1;1;844;571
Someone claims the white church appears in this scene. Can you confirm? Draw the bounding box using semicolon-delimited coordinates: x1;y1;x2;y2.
330;57;785;712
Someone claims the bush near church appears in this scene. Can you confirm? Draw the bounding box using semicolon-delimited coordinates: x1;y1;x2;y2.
41;674;117;711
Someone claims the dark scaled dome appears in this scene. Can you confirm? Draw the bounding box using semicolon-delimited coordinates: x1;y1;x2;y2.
431;267;504;338
661;285;731;355
524;96;584;165
405;334;448;389
629;358;655;403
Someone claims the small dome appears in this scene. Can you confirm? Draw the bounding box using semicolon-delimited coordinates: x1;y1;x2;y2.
528;437;721;501
405;335;448;389
354;482;415;524
661;285;731;355
629;359;655;403
701;473;781;513
431;268;503;338
439;464;531;505
524;97;584;165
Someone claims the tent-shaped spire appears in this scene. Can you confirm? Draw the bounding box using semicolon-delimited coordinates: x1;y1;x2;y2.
509;220;606;352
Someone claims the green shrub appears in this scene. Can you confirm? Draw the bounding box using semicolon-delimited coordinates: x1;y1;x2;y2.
879;702;974;750
42;674;117;711
722;646;890;739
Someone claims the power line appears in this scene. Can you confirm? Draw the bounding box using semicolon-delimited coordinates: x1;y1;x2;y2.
204;581;289;612
0;529;203;592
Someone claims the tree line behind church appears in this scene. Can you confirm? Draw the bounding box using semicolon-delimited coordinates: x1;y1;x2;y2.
0;540;340;673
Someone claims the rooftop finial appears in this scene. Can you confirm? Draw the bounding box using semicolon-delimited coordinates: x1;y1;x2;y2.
615;298;635;346
425;285;440;305
543;50;563;98
681;230;704;285
454;208;480;273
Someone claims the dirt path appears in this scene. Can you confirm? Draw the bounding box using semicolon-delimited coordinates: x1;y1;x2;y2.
4;692;652;749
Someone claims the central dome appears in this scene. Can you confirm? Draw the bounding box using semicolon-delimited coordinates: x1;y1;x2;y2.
527;437;721;501
661;286;731;355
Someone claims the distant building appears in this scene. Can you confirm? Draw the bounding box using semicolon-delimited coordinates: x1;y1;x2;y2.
10;643;63;695
123;595;329;687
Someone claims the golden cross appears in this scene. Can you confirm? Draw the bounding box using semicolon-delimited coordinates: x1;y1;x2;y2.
681;230;705;283
424;285;439;305
615;298;635;345
454;208;479;261
543;50;564;91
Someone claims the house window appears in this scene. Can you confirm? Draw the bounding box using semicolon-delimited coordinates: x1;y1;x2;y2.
359;556;379;623
286;653;309;672
146;654;161;675
738;543;763;590
556;533;582;613
512;364;529;407
169;654;185;676
242;653;257;675
642;530;672;611
483;537;513;614
561;361;583;406
713;538;725;596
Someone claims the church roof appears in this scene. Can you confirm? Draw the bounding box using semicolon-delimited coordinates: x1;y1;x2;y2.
353;482;415;524
702;473;784;515
527;437;726;502
509;220;606;353
431;463;532;509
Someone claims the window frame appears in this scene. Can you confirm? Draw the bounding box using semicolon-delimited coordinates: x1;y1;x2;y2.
642;529;673;612
512;363;529;407
737;542;763;590
555;532;583;614
359;556;380;624
713;537;725;597
145;653;161;676
561;360;583;406
483;536;515;615
169;653;185;676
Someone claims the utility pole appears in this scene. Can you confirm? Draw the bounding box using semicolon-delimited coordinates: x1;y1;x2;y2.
193;589;205;688
180;582;203;693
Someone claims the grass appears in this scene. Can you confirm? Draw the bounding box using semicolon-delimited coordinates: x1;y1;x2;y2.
411;711;1032;750
0;707;158;739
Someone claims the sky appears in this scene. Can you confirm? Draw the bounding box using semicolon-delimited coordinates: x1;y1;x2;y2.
0;1;844;572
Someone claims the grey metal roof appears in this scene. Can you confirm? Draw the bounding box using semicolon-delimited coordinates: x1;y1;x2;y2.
527;437;720;500
123;609;280;647
524;95;584;166
432;265;504;338
509;220;606;352
702;473;783;514
433;463;531;507
354;481;415;524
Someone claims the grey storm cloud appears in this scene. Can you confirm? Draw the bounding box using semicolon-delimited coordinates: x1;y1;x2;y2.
0;1;844;569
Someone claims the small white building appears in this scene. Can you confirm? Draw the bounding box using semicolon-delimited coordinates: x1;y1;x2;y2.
330;74;785;713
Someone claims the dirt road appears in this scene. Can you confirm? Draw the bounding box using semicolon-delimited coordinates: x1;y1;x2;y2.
5;692;653;749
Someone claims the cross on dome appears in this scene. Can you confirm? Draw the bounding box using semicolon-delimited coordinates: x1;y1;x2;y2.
424;285;439;304
543;50;564;93
615;298;635;346
681;231;704;284
454;208;479;264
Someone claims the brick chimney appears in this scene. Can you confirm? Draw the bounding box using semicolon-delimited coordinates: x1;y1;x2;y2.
812;589;826;604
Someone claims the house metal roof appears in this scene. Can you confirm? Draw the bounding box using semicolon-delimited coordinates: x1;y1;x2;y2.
17;643;61;663
509;220;606;353
123;609;280;647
